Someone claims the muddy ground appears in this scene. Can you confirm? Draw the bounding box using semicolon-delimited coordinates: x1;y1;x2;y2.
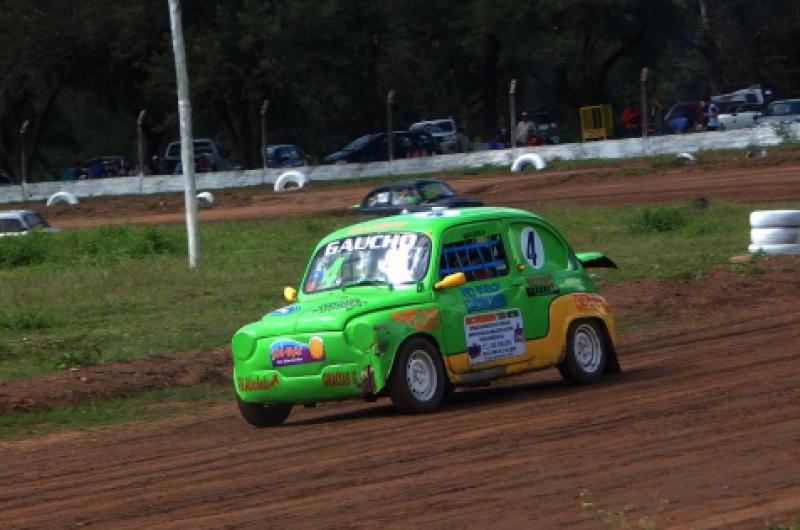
1;156;800;529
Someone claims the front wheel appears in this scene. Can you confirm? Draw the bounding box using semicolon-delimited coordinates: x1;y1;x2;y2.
388;337;446;413
236;394;292;427
558;320;607;384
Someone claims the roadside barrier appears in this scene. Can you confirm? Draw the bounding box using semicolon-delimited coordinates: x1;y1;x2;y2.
749;210;800;255
2;123;797;205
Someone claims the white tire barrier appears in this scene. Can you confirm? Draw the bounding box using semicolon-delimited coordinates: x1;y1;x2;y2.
274;171;309;192
748;243;800;255
750;228;800;245
196;191;215;205
45;191;79;207
676;152;696;164
749;210;800;228
511;153;546;172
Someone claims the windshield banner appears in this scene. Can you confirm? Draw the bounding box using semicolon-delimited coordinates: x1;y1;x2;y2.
325;232;419;255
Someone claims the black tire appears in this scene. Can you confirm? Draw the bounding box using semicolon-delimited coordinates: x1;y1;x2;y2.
236;394;292;427
558;319;607;384
388;337;446;413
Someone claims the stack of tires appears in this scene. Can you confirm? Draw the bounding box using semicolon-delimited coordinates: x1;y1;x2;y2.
749;210;800;254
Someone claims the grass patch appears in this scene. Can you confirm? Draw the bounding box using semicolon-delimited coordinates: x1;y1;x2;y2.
0;201;788;380
0;384;230;440
627;207;687;234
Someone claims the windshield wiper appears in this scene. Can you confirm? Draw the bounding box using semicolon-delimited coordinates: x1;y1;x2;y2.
343;279;394;291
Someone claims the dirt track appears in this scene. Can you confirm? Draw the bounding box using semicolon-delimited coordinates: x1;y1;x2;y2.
2;157;800;529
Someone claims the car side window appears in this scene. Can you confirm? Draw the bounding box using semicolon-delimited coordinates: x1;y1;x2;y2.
439;234;509;281
391;187;418;206
0;218;25;233
366;191;390;207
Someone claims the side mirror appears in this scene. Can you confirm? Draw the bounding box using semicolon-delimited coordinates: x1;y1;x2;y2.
284;286;297;302
434;272;466;290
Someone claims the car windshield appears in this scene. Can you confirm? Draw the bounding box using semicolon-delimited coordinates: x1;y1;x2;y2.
303;232;431;293
342;135;376;151
432;120;454;132
417;181;454;201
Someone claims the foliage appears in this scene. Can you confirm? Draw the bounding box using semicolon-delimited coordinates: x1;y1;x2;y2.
1;0;798;178
627;207;687;233
0;225;183;269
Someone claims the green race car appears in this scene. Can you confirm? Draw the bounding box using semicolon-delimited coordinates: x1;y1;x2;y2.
231;207;619;426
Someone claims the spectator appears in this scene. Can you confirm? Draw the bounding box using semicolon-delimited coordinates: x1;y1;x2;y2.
455;126;470;152
88;159;105;179
621;104;642;137
487;132;506;150
705;98;720;131
525;132;544;147
515;112;530;146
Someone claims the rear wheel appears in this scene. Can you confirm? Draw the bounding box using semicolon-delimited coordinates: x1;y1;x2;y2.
558;320;606;384
236;394;292;427
389;337;445;413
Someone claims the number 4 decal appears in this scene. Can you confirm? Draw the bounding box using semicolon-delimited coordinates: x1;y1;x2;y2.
520;227;545;269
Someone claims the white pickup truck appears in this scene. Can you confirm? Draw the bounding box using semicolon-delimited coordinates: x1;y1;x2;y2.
718;103;762;131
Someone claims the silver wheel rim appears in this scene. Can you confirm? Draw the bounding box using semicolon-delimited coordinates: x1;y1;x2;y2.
406;350;437;402
574;323;603;374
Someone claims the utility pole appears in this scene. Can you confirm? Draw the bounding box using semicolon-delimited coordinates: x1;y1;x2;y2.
386;89;395;161
167;0;200;268
260;99;269;168
640;67;648;138
20;120;30;200
509;79;517;148
137;110;146;177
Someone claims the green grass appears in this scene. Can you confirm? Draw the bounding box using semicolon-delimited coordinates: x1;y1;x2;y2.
0;201;790;381
0;384;229;440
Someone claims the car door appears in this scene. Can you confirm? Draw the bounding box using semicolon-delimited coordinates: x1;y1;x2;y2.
435;221;527;375
505;220;573;341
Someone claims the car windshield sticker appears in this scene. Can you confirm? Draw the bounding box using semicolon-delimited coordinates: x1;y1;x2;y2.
520;227;545;269
325;233;418;256
270;338;325;367
465;309;525;365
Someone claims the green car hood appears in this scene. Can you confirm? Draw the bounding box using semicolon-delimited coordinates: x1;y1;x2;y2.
253;288;426;337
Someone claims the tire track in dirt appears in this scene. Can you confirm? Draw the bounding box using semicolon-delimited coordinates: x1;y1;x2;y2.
2;306;799;529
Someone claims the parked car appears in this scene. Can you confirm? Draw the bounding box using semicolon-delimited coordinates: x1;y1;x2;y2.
718;102;762;131
409;118;461;152
755;99;800;126
0;210;59;237
322;131;439;164
163;138;232;173
231;206;620;426
354;179;483;216
264;144;310;168
664;101;705;133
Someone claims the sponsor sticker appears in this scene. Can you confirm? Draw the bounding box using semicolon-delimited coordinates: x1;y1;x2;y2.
270;338;326;367
464;309;525;365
